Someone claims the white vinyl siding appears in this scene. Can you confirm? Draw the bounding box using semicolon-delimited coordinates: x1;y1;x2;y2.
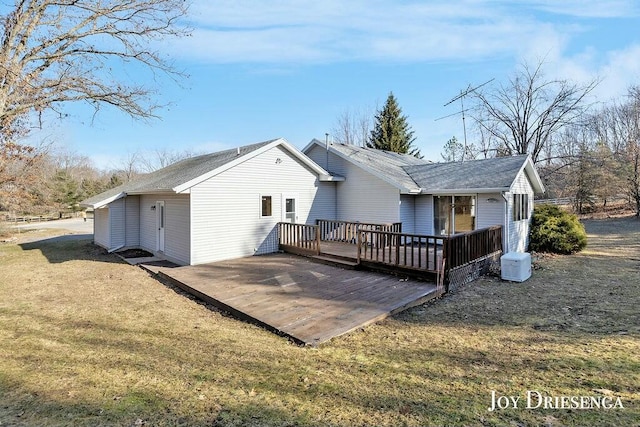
310;181;336;222
307;144;400;223
399;195;415;233
190;145;335;264
507;172;535;253
415;195;434;235
306;143;332;172
109;198;126;250
125;196;140;248
139;194;191;265
476;193;506;251
476;193;505;229
139;195;156;253
93;207;110;249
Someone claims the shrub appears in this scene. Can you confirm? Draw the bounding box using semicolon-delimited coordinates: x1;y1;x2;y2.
529;204;587;254
0;221;12;238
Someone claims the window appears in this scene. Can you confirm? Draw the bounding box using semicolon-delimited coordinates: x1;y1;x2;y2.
513;194;529;221
261;195;272;217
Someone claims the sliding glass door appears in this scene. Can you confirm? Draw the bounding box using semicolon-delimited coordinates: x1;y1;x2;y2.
434;195;476;235
434;196;452;235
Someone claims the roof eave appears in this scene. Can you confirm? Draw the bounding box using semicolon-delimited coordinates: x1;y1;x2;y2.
127;189;176;196
319;174;345;182
510;155;545;194
402;188;423;195
425;187;510;195
80;192;126;209
278;139;334;177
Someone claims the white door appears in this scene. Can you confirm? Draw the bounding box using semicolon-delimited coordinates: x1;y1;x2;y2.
282;194;297;223
156;201;165;252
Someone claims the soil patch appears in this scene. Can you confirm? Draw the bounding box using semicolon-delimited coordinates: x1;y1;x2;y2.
116;248;154;258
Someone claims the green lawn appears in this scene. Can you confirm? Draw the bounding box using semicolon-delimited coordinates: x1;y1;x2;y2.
0;217;638;426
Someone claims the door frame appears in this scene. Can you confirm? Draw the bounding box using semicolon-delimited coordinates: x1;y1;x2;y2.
156;200;165;252
281;193;298;223
433;194;477;235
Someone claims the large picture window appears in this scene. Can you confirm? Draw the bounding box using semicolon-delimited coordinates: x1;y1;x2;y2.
261;195;272;217
513;194;529;221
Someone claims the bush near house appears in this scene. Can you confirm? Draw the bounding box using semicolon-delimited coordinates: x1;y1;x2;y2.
529;204;587;254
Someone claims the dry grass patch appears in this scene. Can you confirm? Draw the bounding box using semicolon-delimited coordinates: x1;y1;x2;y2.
0;218;639;426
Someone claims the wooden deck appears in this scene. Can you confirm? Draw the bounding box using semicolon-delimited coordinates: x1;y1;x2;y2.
145;253;440;346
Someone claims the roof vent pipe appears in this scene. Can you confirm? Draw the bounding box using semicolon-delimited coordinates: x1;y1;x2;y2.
237;147;240;155
325;133;330;170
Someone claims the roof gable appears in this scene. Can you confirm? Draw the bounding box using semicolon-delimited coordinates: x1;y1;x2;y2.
303;139;429;193
82;138;332;208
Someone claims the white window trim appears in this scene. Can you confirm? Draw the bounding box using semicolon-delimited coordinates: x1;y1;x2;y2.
259;194;273;219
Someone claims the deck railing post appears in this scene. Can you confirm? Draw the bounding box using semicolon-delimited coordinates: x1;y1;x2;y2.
315;225;321;255
356;230;362;265
444;237;451;293
395;235;400;266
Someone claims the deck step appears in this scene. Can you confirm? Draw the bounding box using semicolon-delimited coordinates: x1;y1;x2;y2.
310;254;359;269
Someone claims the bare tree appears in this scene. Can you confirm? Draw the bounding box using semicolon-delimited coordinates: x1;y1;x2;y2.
0;140;44;212
115;151;142;182
331;107;372;147
0;0;189;209
139;148;198;172
0;0;190;137
620;86;640;216
471;61;599;163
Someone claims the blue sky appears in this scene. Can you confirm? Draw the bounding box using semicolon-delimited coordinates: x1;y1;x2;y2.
35;0;640;169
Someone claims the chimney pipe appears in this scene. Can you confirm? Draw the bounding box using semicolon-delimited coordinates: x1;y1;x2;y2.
325;133;329;170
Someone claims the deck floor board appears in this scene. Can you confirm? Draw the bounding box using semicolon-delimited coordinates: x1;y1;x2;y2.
149;253;439;346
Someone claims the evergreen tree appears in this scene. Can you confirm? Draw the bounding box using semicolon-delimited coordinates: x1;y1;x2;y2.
368;92;421;157
441;136;463;162
51;170;82;212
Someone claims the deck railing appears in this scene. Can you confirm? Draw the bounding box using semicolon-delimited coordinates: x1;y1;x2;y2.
278;222;320;256
279;221;503;289
357;230;445;273
316;219;402;243
445;225;503;269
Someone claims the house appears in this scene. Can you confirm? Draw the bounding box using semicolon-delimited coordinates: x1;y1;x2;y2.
82;137;544;266
81;138;340;265
303;139;545;253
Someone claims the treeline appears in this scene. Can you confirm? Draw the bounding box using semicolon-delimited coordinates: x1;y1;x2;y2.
439;62;639;216
539;86;639;215
0;147;196;216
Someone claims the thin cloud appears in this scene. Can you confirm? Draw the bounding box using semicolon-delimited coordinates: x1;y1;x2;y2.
172;0;585;64
519;0;640;18
168;0;640;100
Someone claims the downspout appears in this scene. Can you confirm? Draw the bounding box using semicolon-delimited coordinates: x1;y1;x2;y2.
501;191;509;253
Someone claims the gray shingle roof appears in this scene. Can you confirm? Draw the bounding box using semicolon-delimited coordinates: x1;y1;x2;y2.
81;139;277;207
314;140;430;192
404;155;530;192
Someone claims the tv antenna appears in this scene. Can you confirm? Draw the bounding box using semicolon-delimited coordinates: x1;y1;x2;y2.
436;78;494;161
